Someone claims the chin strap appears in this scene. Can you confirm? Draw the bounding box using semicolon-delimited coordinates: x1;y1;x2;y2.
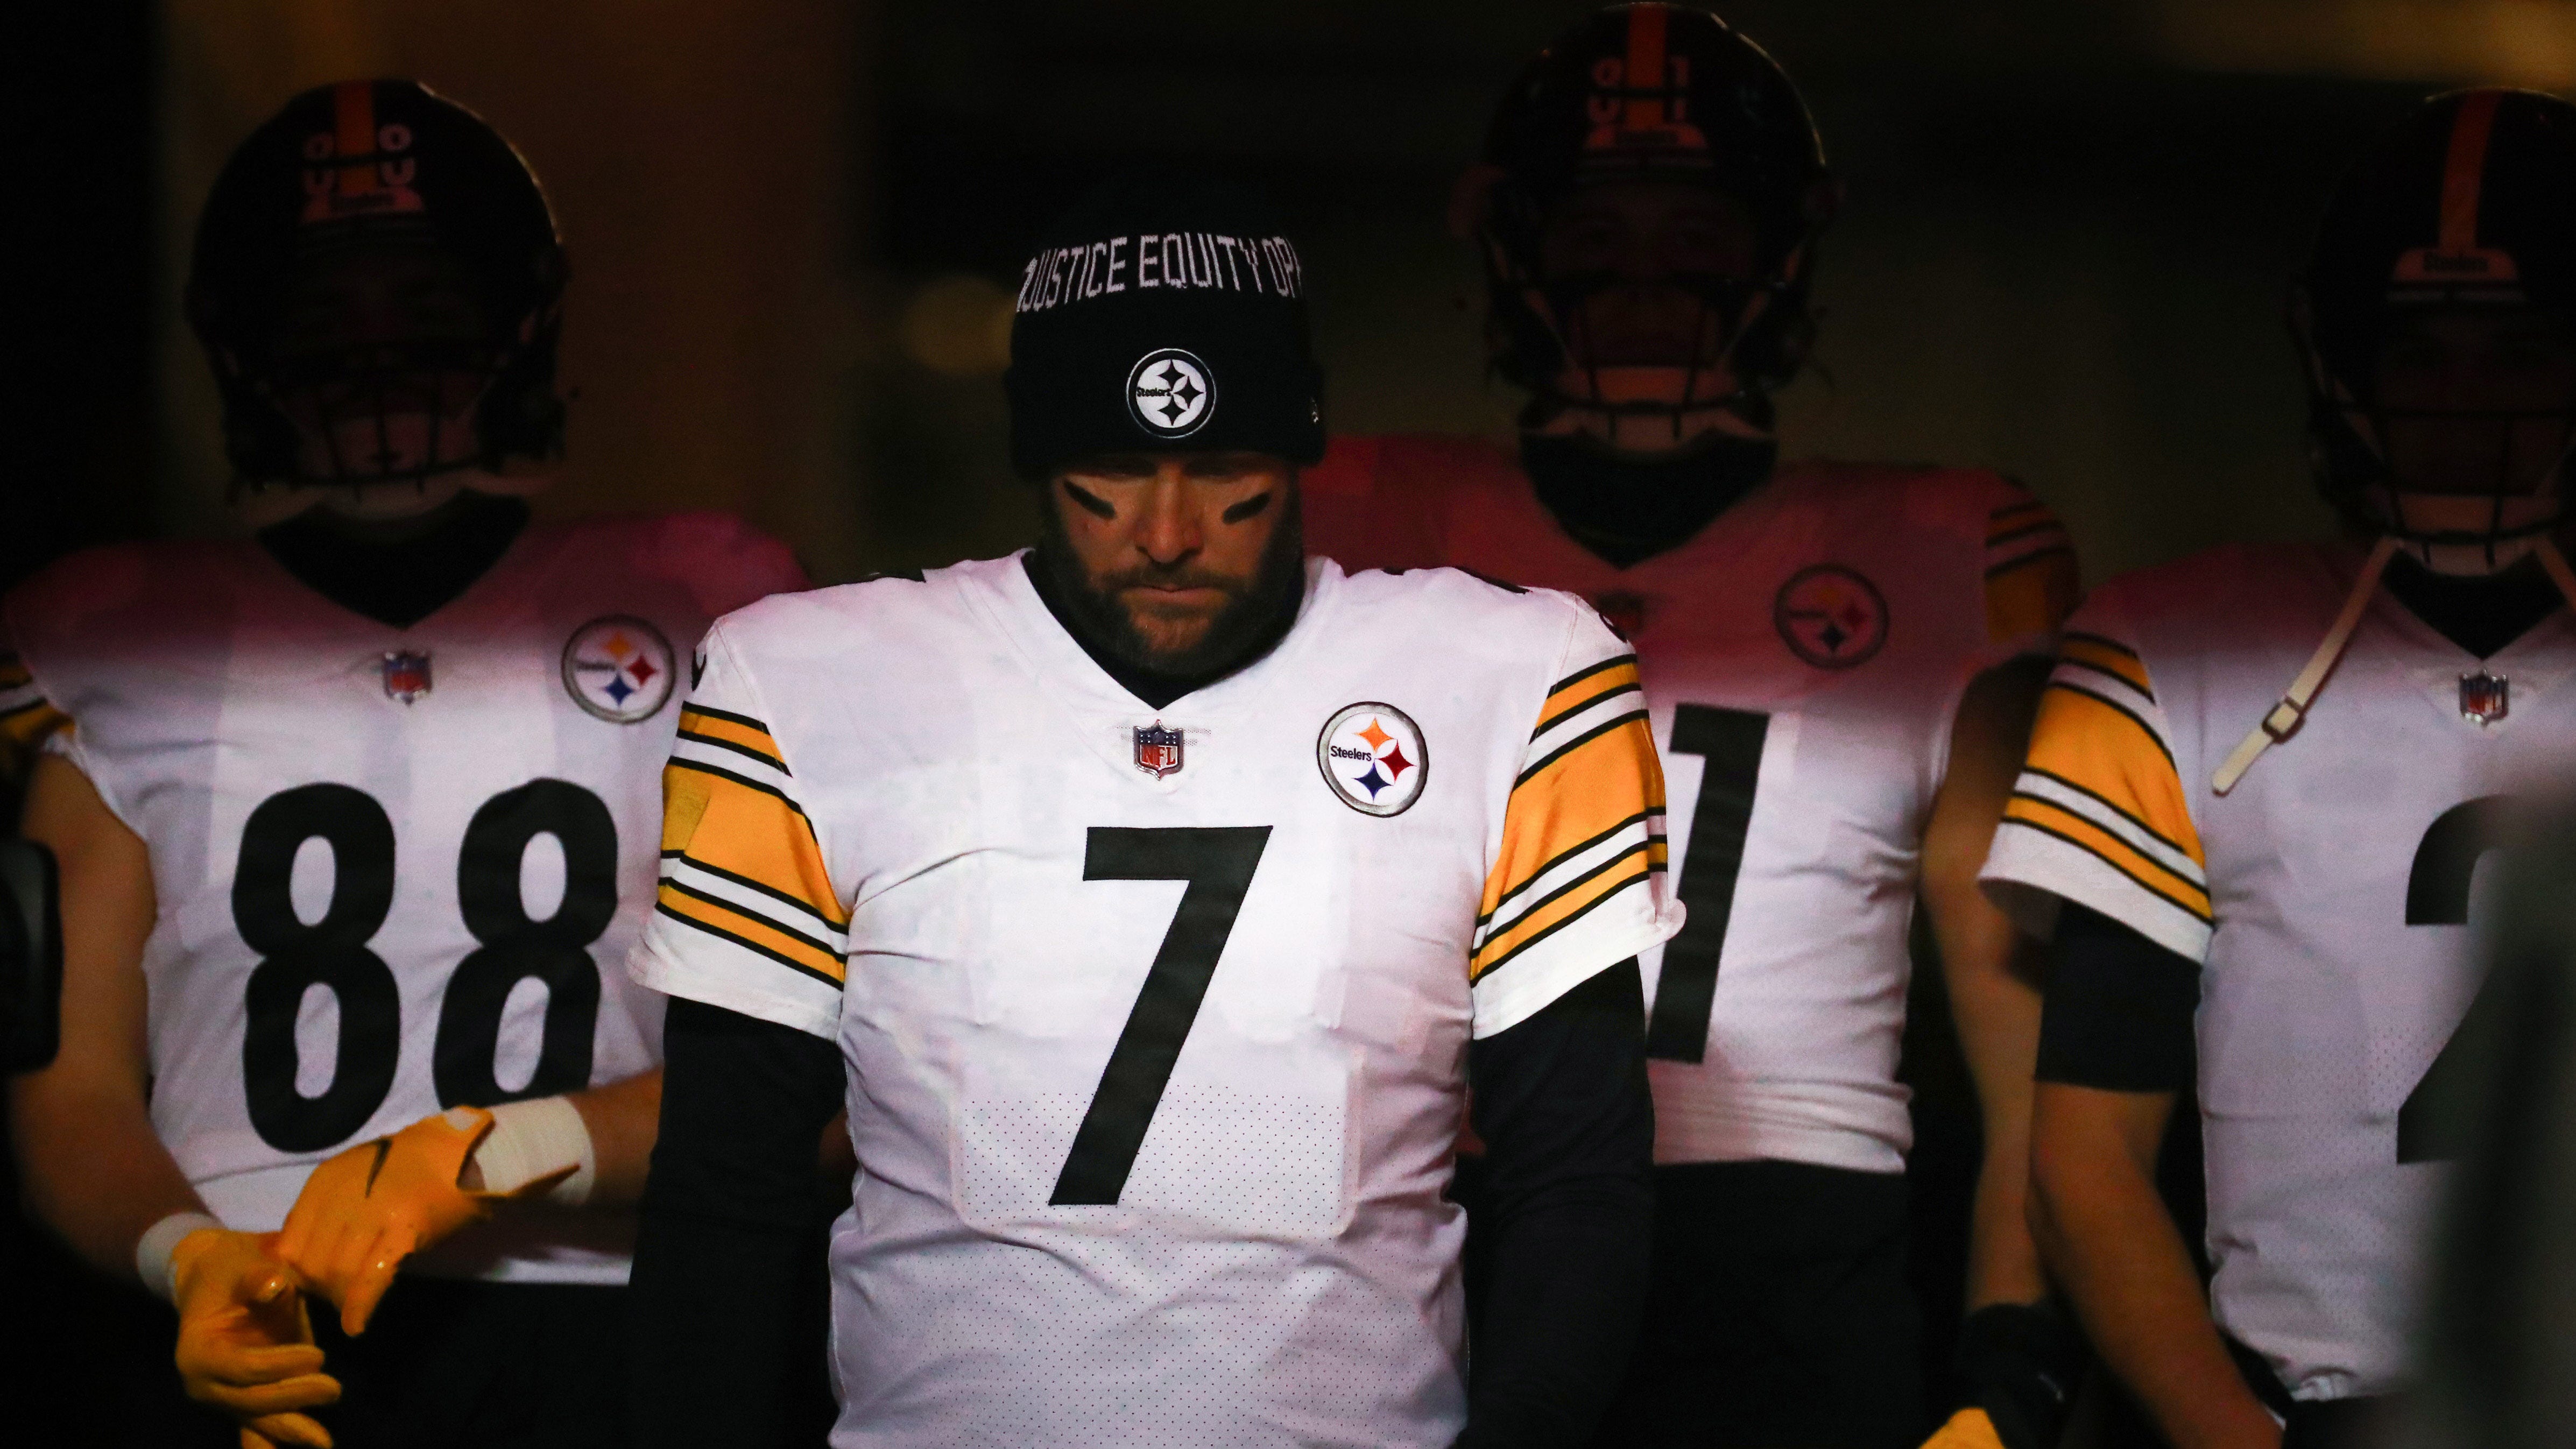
2213;535;2576;795
2212;536;2398;796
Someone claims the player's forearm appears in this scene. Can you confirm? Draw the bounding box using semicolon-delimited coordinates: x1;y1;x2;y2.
566;1066;662;1210
2030;1097;2276;1449
7;1073;208;1282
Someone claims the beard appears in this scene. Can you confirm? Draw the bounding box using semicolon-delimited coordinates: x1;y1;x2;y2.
1032;483;1307;681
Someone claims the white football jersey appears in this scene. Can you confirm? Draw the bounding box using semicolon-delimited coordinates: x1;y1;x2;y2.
1981;541;2576;1400
1;512;803;1284
631;553;1682;1448
1305;437;2077;1171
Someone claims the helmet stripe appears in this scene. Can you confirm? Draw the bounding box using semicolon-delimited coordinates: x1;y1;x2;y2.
1624;4;1668;132
2439;89;2503;255
333;80;380;197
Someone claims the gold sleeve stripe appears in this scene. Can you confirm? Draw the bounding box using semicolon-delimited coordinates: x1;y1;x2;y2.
2041;680;2176;772
677;705;789;773
1479;809;1657;927
2059;634;2152;698
1541;654;1641;717
1988;498;2051;528
653;893;846;986
1518;706;1652;788
0;698;70;749
0;661;31;689
2001;796;2213;923
2019;765;2197;861
662;759;847;927
1471;856;1657;981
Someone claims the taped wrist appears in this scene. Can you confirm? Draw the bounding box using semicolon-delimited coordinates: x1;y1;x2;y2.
1957;1301;2089;1449
472;1094;596;1204
136;1211;227;1303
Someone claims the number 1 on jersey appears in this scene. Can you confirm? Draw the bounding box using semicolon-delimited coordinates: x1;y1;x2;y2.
1053;826;1272;1206
1646;705;1771;1062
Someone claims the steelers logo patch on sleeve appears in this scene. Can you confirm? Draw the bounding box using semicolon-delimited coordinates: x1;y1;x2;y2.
1127;348;1215;437
1773;564;1890;669
561;616;677;723
1317;702;1428;816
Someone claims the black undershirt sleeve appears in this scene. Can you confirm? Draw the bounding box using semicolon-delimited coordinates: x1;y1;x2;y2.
630;996;844;1448
1457;959;1657;1449
2034;901;2202;1093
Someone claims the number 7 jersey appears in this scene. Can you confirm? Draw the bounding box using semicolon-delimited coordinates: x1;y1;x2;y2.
631;553;1683;1449
0;512;805;1283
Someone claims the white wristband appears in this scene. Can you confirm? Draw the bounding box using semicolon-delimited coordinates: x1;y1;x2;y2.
136;1211;226;1304
472;1095;596;1205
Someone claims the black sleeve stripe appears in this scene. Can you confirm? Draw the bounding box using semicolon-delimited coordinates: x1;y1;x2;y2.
1472;871;1654;983
1986;520;2069;548
1477;810;1655;926
1999;816;2214;924
2060;630;2142;661
1547;653;1641;698
675;727;790;774
680;703;773;732
2045;680;2178;772
1530;682;1646;742
668;758;814;822
1480;840;1656;941
1989;499;2051;524
2016;768;2195;859
653;901;845;989
665;858;844;929
2056;655;2157;705
1516;709;1652;788
1984;545;2076;581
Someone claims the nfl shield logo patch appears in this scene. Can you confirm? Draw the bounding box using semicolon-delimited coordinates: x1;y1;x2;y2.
380;651;432;705
2460;672;2510;726
1134;722;1184;779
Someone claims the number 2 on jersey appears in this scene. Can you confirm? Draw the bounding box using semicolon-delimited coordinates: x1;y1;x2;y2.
1052;826;1271;1206
1645;705;1771;1062
2397;795;2511;1164
236;780;618;1153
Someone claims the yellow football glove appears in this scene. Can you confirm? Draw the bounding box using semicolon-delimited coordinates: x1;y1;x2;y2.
1923;1407;2008;1449
170;1227;340;1449
274;1106;570;1336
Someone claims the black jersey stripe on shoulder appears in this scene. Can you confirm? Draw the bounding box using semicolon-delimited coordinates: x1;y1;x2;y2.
668;758;814;820
1548;653;1642;699
1515;709;1652;788
1989;498;2051;522
1985;545;2076;581
675;727;789;774
668;852;846;927
660;878;843;958
652;901;845;989
1457;567;1528;595
680;703;773;733
0;695;59;725
2014;770;2197;863
1985;520;2067;549
2055;653;2155;705
1471;870;1654;983
2047;680;2178;772
2060;630;2142;661
1997;814;2214;925
1476;810;1656;927
1531;677;1645;741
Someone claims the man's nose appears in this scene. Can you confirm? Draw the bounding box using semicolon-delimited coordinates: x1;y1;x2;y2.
1133;476;1203;564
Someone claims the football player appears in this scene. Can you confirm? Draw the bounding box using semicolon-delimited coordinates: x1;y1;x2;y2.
1301;8;2082;1448
4;80;804;1447
1986;89;2576;1449
626;175;1683;1448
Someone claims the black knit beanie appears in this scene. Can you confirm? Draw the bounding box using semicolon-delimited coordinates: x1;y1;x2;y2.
1005;174;1325;480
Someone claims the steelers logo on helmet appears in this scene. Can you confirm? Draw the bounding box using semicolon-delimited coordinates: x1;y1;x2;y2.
1317;703;1429;817
561;616;676;723
1127;348;1216;438
1773;564;1888;669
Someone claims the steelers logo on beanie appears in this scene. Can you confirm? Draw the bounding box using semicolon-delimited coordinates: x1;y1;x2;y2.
1006;173;1324;480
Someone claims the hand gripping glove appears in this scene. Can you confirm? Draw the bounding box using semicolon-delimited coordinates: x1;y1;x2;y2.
275;1105;572;1336
170;1227;341;1449
1936;1301;2091;1449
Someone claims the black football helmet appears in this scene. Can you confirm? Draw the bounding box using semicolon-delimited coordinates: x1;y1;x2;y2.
186;79;568;493
2297;88;2576;574
1465;4;1832;455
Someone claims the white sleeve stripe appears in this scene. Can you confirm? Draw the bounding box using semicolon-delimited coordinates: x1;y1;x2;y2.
1522;702;1651;787
660;857;851;943
2012;771;2206;887
1476;818;1664;942
670;736;793;792
1984;831;2214;963
1530;675;1644;742
629;935;841;1041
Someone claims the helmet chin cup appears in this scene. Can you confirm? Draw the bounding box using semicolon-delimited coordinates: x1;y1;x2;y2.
2364;484;2566;575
